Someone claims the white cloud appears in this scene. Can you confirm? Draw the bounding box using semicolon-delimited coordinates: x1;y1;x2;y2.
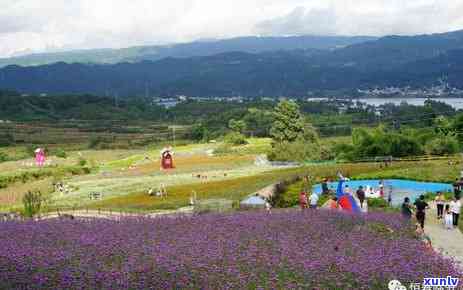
256;0;463;36
0;0;462;57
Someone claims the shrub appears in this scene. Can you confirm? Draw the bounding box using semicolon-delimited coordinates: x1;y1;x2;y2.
0;133;14;147
425;135;460;156
55;148;67;159
78;158;87;167
333;143;356;161
189;124;211;142
22;190;43;218
367;198;389;209
0;151;8;163
88;136;104;149
268;141;321;162
272;176;305;208
224;132;248;145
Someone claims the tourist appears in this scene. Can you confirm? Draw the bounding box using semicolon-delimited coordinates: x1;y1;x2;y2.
356;186;366;209
415;223;432;251
387;186;393;206
329;196;338;210
321;178;330;195
450;197;461;228
265;200;272;213
444;204;453;230
309;192;319;209
401;197;413;220
379;180;384;198
453;178;462;200
344;185;352;196
414;195;429;229
299;191;308;210
435;191;446;219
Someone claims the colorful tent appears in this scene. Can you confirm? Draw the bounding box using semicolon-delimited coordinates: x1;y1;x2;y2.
336;178;361;213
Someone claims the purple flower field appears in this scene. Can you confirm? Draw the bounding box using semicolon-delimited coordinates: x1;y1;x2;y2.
0;210;461;289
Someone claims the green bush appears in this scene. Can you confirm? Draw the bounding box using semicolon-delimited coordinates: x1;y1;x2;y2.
88;136;104;149
334;127;425;160
0;133;14;147
22;190;43;218
272;176;305;208
367;198;389;209
78;158;87;167
425;135;460;156
224;132;248;145
55;148;67;159
268;141;321;162
0;151;9;163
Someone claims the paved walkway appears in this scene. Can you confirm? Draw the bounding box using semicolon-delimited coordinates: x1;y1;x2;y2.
425;204;463;269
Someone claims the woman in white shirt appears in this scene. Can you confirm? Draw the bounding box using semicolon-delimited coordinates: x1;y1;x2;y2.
450;198;462;228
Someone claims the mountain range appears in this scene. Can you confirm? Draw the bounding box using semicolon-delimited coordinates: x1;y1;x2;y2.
0;35;376;68
1;30;463;97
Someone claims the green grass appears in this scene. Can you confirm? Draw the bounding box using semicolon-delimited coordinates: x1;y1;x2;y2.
2;138;461;215
354;159;461;183
81;161;437;213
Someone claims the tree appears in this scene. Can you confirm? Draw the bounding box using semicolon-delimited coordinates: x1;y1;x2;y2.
453;113;463;145
243;108;273;137
268;100;321;162
224;132;248;145
270;100;305;143
228;119;247;134
434;116;454;137
190;123;210;142
425;136;460;156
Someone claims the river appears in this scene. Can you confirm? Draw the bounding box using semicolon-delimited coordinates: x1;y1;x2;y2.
307;97;463;110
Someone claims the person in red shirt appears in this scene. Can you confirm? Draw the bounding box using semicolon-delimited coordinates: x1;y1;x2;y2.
299;191;308;210
329;196;338;210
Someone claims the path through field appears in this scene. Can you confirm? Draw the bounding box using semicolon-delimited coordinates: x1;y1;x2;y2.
425;203;463;269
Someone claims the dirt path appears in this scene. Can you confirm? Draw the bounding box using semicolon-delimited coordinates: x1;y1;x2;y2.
425;203;463;268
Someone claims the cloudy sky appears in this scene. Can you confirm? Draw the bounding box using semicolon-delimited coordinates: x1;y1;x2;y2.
0;0;462;58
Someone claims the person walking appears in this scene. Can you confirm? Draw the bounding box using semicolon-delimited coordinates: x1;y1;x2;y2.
356;186;366;209
450;197;461;228
444;204;453;230
387;186;393;206
401;197;413;220
414;195;429;229
309;192;319;209
435;192;446;219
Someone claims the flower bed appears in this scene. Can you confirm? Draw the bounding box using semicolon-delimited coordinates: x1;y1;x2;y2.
0;210;460;289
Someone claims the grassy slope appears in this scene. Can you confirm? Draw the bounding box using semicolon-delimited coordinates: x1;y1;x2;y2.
2;138;461;214
85;161;448;212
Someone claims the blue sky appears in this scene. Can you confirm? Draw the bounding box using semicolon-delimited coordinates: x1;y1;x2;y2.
0;0;462;57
